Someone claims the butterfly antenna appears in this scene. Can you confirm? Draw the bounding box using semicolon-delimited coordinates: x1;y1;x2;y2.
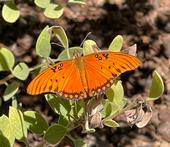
80;32;92;47
47;57;55;67
51;42;64;48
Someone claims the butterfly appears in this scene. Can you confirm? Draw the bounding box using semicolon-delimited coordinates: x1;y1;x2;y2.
27;51;141;100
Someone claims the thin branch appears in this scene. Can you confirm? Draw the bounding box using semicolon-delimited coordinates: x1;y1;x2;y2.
0;74;14;85
103;100;138;121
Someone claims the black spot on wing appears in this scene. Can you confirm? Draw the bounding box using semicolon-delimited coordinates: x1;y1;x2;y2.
116;68;121;73
89;78;115;97
112;73;117;77
95;53;103;60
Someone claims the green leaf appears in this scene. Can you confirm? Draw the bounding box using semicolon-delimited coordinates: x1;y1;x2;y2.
105;81;126;116
106;81;124;102
106;81;126;111
108;35;123;52
45;94;61;114
0;115;15;147
2;2;20;23
45;94;73;121
0;48;15;71
3;82;19;101
74;139;87;147
103;119;119;128
83;40;97;55
102;98;127;118
34;0;50;8
36;26;51;58
45;94;83;122
57;47;83;61
104;101;113;117
44;124;68;144
45;94;71;115
58;115;69;126
72;101;84;119
50;26;69;50
147;71;164;101
12;62;29;80
103;99;119;117
8;107;27;141
24;111;48;135
44;3;64;19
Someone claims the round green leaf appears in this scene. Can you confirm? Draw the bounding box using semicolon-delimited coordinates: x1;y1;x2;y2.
58;115;68;126
36;25;51;58
74;139;87;147
147;70;164;101
3;82;19;101
34;0;50;8
106;81;126;112
108;35;123;52
2;2;20;23
103;99;120;117
45;94;71;116
57;47;83;61
24;111;48;135
104;102;113;117
45;94;61;115
83;40;97;55
45;94;75;122
103;119;119;128
12;62;29;80
44;3;64;19
106;81;124;103
0;48;15;71
9;107;27;141
0;115;15;147
44;124;68;145
50;26;69;50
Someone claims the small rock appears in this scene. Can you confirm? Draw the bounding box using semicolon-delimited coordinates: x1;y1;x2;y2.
157;122;170;142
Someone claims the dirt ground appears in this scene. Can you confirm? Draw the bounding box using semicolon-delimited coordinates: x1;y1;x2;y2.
0;0;170;147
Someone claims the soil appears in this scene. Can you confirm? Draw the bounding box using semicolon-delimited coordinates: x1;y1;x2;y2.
0;0;170;147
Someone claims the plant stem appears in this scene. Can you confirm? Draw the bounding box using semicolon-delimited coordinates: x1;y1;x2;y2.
0;62;47;85
0;74;14;85
66;47;71;59
66;134;75;142
103;100;138;121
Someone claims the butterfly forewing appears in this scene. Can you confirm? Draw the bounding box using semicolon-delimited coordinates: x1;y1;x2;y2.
27;61;73;95
83;51;141;97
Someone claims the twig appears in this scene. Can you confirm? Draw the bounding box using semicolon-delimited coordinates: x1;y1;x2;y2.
103;100;138;121
0;74;14;85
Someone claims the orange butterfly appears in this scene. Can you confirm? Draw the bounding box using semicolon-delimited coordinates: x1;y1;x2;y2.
27;51;141;100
